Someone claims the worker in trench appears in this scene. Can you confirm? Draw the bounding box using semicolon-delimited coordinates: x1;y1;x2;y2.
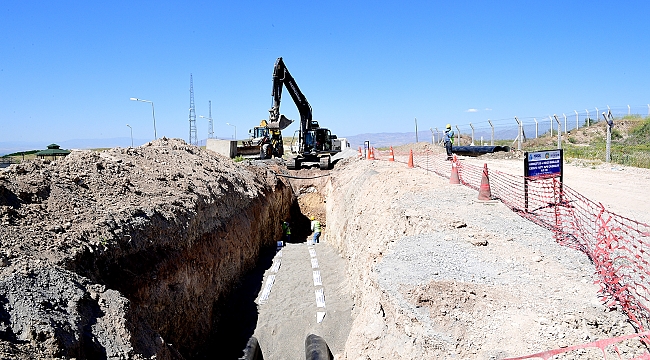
310;216;321;245
281;220;291;245
444;124;454;160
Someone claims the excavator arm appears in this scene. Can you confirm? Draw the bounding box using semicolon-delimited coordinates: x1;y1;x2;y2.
268;57;310;134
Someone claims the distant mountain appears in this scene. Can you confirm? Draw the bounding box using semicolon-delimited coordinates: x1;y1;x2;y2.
341;128;520;149
342;131;436;149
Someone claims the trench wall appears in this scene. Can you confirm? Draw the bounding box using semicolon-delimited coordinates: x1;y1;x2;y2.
0;140;294;359
324;160;448;358
69;173;293;357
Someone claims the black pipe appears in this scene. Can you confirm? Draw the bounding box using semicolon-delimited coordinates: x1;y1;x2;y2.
239;336;263;360
452;145;510;157
305;334;333;360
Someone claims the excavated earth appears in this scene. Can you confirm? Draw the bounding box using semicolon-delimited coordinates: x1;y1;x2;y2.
1;138;649;359
325;153;647;359
0;138;292;359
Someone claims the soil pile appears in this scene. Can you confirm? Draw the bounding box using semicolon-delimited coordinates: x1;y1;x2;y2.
0;138;293;359
325;158;643;359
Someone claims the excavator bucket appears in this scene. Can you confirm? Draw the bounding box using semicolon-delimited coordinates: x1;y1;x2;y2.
267;114;293;131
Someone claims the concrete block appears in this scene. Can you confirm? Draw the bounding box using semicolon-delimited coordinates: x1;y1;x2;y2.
207;139;237;158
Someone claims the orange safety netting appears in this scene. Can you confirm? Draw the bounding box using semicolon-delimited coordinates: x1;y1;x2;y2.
374;147;650;357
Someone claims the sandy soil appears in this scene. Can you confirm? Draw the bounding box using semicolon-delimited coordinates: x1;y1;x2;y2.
323;157;648;359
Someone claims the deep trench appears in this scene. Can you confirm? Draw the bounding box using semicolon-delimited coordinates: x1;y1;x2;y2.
195;201;314;359
67;174;324;359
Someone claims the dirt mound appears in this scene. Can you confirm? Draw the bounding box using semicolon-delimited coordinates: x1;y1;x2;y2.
325;160;641;358
0;138;293;358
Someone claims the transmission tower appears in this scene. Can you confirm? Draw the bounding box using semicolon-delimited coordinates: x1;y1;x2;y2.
208;100;214;139
188;74;198;146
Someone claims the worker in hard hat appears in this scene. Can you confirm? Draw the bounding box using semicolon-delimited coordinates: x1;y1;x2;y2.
310;216;321;245
444;124;455;160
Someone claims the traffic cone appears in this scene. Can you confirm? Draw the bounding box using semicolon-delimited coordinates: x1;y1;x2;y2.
389;146;395;162
477;163;492;201
369;147;376;160
407;149;414;168
358;146;363;158
450;158;460;185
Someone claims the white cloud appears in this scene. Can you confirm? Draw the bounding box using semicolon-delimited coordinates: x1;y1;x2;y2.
484;108;492;111
466;108;478;113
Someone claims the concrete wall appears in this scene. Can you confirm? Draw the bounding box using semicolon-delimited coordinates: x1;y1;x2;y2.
206;139;237;158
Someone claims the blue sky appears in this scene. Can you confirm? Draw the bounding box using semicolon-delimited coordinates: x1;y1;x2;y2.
1;1;649;146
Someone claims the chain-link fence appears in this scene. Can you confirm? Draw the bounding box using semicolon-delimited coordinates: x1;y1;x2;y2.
432;105;650;168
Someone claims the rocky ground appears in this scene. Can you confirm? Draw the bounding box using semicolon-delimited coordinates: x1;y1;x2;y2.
0;138;292;359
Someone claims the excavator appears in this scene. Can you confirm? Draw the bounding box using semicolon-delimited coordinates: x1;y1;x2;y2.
265;57;341;170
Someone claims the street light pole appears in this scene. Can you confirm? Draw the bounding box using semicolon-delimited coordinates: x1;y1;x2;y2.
226;123;236;140
126;124;133;147
130;98;157;140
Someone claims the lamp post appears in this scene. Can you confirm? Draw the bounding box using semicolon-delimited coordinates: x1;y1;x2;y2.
130;98;157;139
226;122;236;140
126;124;133;147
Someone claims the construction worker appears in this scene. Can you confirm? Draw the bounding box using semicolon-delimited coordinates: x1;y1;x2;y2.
444;124;454;160
281;220;291;245
310;216;321;245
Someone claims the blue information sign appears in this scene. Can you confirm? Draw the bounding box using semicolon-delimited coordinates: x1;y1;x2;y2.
524;149;563;180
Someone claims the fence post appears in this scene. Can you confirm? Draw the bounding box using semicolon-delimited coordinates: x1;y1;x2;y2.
469;123;475;145
534;118;538;138
549;115;553;137
455;125;461;146
563;113;567;135
435;127;440;145
586;109;590;126
488;120;494;145
514;116;522;151
628;105;631;116
647;104;649;117
574;110;579;131
595;107;599;124
603;111;613;163
554;114;562;149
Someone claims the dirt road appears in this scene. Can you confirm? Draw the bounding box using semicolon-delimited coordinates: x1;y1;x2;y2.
462;155;650;225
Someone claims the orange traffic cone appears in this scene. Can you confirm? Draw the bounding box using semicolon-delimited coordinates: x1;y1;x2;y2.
389;146;395;162
450;158;460;185
477;163;492;200
358;146;363;158
407;149;414;168
369;147;376;160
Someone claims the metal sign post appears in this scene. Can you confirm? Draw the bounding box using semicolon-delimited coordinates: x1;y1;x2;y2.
524;149;564;213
